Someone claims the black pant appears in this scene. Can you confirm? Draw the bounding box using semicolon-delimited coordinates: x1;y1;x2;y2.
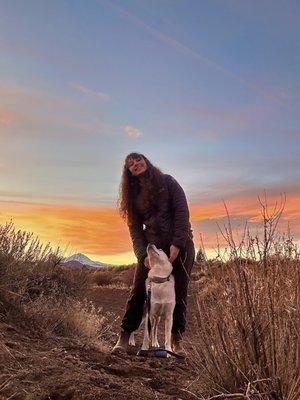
121;238;195;334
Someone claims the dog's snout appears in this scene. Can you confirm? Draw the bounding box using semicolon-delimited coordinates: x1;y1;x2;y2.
147;244;161;258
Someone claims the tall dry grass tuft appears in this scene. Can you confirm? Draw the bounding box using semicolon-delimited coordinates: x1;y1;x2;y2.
189;196;300;399
92;263;135;287
0;221;108;347
24;296;107;344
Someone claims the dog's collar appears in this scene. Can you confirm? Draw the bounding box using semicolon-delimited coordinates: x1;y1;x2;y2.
149;274;171;284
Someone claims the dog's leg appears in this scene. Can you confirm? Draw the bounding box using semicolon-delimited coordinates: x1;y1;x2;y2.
150;303;161;347
154;316;161;347
164;304;174;354
141;279;151;350
151;315;160;347
141;312;150;350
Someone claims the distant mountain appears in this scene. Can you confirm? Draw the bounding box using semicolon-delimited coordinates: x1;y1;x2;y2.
61;253;110;269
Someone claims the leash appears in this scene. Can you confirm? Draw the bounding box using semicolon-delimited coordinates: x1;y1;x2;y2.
146;286;151;337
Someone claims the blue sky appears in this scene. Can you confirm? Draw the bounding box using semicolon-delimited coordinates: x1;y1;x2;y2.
0;0;299;262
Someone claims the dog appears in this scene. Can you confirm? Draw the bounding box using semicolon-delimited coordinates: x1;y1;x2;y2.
138;243;176;354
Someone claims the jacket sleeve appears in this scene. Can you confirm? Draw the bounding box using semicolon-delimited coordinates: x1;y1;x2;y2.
128;215;148;263
167;175;190;249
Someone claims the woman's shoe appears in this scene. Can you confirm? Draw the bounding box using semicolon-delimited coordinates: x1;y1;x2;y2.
171;332;186;358
111;330;131;354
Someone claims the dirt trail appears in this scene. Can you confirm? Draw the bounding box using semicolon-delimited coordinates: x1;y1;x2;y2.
0;285;201;400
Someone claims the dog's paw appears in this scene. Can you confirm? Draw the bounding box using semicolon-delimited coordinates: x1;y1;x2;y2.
128;333;135;346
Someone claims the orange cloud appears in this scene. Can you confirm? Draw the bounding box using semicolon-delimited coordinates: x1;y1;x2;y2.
190;193;297;220
1;193;299;264
190;193;300;249
0;201;134;264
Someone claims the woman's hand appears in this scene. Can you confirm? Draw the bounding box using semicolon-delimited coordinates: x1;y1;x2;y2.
169;245;180;264
144;256;151;269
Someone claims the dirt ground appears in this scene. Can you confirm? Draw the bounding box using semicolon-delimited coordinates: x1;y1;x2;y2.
0;283;203;400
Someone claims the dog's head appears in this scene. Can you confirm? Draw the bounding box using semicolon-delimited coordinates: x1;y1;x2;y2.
146;244;173;276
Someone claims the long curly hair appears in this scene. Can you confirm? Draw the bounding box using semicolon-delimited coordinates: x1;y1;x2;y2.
118;153;165;225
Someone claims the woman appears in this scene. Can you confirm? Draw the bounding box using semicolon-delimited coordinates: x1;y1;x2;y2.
112;152;195;355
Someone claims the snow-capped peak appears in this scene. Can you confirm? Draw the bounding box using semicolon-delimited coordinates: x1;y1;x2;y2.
63;253;108;268
66;253;94;264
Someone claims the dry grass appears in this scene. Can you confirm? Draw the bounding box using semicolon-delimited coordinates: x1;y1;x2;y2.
187;197;300;399
23;297;107;343
0;221;108;346
189;259;299;399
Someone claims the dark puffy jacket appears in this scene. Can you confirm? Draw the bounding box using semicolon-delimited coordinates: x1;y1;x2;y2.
128;174;193;262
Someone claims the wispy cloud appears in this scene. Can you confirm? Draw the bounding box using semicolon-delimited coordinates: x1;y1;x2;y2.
0;109;14;126
0;83;79;110
100;0;293;108
0;82;112;139
179;105;271;131
197;130;220;141
0;189;114;206
124;125;143;138
71;83;111;101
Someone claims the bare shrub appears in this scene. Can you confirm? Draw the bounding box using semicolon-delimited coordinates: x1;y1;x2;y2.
92;264;135;287
24;297;108;345
0;221;108;347
24;265;89;301
113;264;135;287
0;221;64;303
92;269;114;286
0;220;62;267
188;196;300;399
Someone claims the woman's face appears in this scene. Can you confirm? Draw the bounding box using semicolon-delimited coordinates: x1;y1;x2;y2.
126;155;148;176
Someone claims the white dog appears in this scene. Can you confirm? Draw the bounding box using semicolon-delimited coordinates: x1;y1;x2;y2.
139;243;176;354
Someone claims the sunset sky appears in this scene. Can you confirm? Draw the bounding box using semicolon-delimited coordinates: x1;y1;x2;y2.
1;0;299;264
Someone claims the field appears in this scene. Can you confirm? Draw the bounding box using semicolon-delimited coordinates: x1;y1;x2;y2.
0;220;299;399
